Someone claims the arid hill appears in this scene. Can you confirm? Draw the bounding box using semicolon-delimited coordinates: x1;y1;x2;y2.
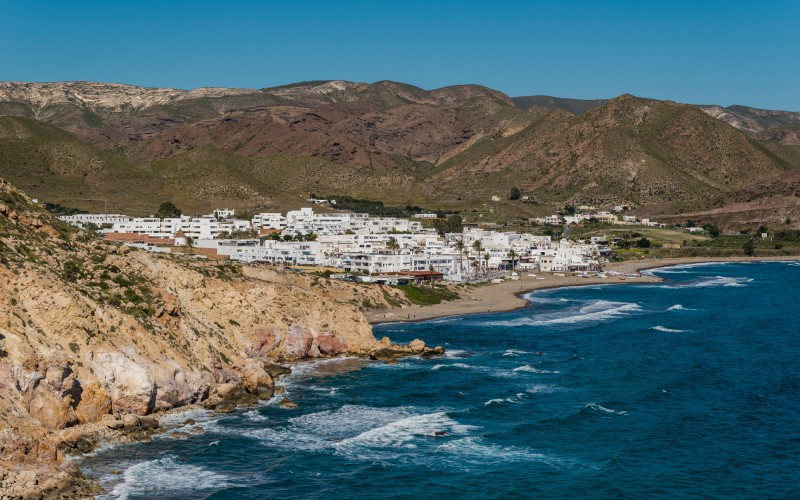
0;80;798;224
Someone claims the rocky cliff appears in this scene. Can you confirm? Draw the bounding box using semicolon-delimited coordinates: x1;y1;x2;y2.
0;178;422;497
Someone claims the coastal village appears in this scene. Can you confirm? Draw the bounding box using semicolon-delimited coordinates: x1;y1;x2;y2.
59;201;673;285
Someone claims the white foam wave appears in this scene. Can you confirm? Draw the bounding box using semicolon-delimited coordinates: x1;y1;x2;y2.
434;437;572;468
513;365;559;374
668;275;752;288
334;411;475;451
584;403;628;415
489;300;642;327
502;349;528;357
526;384;558;394
650;325;687;333
444;349;469;358
667;304;695;311
242;410;268;422
102;456;232;499
431;362;475;371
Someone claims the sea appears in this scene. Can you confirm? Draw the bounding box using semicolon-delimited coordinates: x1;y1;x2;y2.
80;261;800;498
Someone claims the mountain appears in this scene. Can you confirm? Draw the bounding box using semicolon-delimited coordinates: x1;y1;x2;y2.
0;80;798;225
512;95;609;114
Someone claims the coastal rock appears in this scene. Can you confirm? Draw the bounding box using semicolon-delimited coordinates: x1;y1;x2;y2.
106;419;125;430
409;339;426;353
380;336;391;347
139;416;159;430
263;363;292;379
279;398;297;409
214;402;237;414
316;331;349;355
169;432;190;440
190;426;204;434
274;386;286;395
183;418;196;426
283;326;314;358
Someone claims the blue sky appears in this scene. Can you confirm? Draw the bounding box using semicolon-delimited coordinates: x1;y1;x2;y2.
2;1;798;109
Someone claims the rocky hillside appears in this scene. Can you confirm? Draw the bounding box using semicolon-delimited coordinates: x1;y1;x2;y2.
0;80;798;221
0;178;429;496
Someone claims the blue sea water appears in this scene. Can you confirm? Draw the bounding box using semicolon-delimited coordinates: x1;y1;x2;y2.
81;262;800;498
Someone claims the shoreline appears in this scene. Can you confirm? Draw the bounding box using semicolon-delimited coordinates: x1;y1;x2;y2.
366;255;800;325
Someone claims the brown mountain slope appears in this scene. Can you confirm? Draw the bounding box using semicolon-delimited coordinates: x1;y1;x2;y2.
431;95;793;208
0;81;796;220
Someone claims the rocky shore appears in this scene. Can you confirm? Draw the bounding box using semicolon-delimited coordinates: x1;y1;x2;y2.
0;178;440;498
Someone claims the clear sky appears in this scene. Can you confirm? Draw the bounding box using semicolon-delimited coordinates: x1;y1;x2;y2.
2;1;798;110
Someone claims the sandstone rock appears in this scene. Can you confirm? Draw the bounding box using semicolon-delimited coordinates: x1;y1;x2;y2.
106;419;124;430
263;363;291;379
409;339;426;353
279;398;297;409
215;402;236;413
316;331;348;355
75;437;96;454
216;383;244;402
190;426;205;434
283;326;314;358
169;432;190;440
274;386;286;395
122;414;141;429
380;336;391;347
183;418;196;426
139;416;159;430
433;346;445;355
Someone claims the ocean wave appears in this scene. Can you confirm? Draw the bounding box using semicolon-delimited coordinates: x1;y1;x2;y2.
242;409;268;422
650;325;687;333
245;405;456;453
431;362;477;371
334;411;475;452
484;393;527;406
526;384;558;394
444;349;471;358
488;300;642;327
665;275;752;288
583;403;628;415
513;365;559;374
101;455;233;499
667;304;695;311
434;437;573;468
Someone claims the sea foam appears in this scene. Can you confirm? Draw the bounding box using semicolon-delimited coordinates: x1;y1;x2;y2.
102;456;232;499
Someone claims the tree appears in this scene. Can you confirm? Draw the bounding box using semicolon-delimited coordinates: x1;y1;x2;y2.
387;237;400;254
743;238;756;256
185;236;195;255
756;225;768;235
509;187;522;200
703;224;721;238
454;239;465;274
483;252;491;273
636;237;652;248
433;214;463;236
156;201;181;218
563;204;576;215
685;219;696;228
507;249;518;271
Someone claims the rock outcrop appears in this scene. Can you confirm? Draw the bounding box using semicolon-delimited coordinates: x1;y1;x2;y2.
0;178;395;496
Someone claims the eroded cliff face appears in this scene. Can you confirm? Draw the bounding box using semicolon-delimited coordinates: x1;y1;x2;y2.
0;178;389;497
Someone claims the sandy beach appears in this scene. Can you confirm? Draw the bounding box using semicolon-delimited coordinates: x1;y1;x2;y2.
365;256;800;324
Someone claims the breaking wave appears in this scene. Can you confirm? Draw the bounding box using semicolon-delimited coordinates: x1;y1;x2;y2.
513;365;559;374
488;300;642;327
102;456;233;499
650;326;687;333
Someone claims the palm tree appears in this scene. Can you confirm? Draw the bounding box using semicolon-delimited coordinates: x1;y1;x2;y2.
387;237;400;254
185;236;195;255
472;240;483;276
483;252;490;274
454;239;465;275
507;249;518;272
